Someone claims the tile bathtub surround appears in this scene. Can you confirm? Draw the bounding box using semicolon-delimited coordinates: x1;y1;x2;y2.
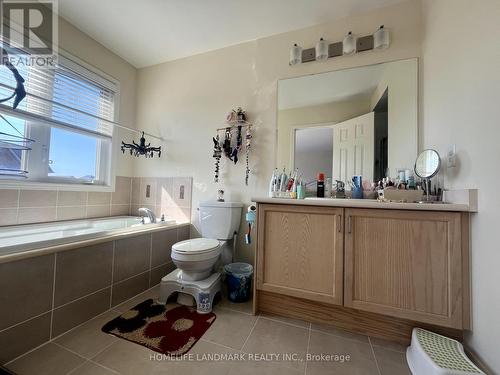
0;176;133;226
0;224;190;364
130;176;193;224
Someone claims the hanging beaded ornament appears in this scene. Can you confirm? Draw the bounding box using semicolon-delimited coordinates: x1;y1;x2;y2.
245;125;252;185
212;134;222;183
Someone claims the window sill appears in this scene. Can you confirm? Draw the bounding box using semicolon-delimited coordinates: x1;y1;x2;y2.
0;179;115;192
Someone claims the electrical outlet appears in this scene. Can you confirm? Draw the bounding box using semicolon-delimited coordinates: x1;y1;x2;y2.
447;145;457;168
146;184;151;198
179;185;185;200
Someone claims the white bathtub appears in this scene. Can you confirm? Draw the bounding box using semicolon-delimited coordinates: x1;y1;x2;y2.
0;216;178;256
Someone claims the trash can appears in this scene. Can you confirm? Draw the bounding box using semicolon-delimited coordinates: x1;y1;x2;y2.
224;263;253;303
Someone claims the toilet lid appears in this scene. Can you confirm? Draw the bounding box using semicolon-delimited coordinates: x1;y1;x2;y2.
172;238;220;254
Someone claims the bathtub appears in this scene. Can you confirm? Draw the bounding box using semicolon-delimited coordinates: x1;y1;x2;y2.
0;216;178;257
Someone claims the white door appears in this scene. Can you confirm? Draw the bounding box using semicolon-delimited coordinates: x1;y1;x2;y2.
333;112;374;185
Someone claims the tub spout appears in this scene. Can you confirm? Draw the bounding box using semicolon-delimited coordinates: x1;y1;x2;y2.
138;207;156;223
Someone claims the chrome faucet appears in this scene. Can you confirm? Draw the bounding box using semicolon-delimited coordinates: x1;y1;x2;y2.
138;207;156;224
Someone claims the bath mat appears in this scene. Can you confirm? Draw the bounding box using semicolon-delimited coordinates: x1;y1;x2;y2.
102;299;216;356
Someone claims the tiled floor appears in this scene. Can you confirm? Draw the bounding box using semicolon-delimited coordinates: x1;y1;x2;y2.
5;286;411;375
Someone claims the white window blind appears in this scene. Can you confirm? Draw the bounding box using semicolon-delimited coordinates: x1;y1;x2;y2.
0;54;117;137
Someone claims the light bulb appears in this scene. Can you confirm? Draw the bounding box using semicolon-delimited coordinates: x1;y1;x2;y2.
342;31;356;55
289;44;302;65
315;38;328;61
374;25;390;49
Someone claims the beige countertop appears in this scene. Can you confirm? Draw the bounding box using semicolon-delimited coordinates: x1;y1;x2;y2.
252;197;474;212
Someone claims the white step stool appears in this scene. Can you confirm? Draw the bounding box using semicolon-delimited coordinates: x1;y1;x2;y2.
406;328;484;375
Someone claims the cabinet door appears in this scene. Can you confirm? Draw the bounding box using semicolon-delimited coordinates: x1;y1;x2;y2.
344;208;463;328
256;204;343;305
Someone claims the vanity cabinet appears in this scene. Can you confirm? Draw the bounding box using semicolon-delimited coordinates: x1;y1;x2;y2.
256;204;344;305
344;208;467;329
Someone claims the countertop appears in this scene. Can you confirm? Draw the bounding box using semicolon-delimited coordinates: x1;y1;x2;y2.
252;197;474;212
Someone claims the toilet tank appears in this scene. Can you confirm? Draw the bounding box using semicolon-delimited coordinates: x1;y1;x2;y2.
199;201;243;240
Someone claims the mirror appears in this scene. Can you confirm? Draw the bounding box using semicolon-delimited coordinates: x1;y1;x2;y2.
414;149;441;179
277;58;418;186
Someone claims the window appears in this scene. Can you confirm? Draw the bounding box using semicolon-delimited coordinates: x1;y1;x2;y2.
0;52;118;186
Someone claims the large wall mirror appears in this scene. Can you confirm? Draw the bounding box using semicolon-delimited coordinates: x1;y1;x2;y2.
277;58;418;185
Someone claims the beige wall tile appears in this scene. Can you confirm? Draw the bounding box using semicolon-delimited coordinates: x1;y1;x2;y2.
0;254;54;330
178;225;191;241
110;204;130;216
111;272;149;307
0;189;18;208
131;177;141;204
172;177;192;208
0;208;18;226
140;177;157;206
56;206;86;221
52;288;111;337
111;176;132;205
0;312;51;364
86;205;111;219
88;192;111;205
151;229;176;267
19;190;57;208
18;207;57;224
54;242;113;307
156;177;174;206
113;234;151;282
149;262;175;287
57;191;87;207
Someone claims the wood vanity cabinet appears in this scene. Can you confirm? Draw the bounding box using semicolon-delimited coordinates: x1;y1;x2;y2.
256;204;344;305
344;208;468;329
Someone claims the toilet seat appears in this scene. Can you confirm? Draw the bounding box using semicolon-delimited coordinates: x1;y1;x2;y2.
171;238;222;263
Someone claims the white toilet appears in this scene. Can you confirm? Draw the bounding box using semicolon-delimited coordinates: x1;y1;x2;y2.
158;201;243;313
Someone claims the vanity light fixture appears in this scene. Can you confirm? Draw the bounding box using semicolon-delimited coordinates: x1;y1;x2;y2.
374;25;390;49
289;43;302;65
342;31;356;55
315;38;329;61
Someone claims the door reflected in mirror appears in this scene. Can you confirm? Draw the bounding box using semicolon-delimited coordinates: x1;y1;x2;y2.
277;58;418;187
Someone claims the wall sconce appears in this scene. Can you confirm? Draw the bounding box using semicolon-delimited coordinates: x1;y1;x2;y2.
343;32;356;55
374;25;390;49
289;44;302;65
315;38;328;61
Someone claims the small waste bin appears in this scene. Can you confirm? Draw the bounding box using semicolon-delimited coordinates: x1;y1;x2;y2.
224;263;253;303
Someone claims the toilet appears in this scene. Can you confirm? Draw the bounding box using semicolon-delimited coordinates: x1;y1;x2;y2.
158;201;243;313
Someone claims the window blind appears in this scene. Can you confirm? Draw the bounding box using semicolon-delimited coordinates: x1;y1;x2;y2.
0;52;117;138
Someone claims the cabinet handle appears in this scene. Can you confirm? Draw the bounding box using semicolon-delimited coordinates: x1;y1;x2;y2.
337;215;341;232
347;216;352;233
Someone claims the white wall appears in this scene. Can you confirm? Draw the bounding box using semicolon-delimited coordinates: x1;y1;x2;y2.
421;0;500;373
132;0;422;264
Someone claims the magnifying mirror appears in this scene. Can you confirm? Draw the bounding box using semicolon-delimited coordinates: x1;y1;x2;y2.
414;149;441;202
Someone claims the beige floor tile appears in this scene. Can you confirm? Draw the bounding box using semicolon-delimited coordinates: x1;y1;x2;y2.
7;343;85;375
217;297;254;315
260;312;310;329
55;310;119;358
369;337;409;353
373;346;411;375
203;308;258;350
311;323;369;343
309;330;375;360
69;361;119;375
242;317;309;371
306;356;379;375
92;339;158;375
113;285;160;312
228;360;304;375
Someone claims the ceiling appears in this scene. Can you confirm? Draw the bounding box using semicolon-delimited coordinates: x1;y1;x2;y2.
278;63;386;109
58;0;405;68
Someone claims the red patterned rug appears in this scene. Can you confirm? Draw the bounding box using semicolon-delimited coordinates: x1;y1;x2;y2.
102;299;216;355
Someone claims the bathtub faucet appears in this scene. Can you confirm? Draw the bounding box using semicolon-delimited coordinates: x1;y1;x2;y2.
138;207;156;224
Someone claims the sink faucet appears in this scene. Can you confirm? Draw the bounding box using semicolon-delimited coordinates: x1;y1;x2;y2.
138;207;156;223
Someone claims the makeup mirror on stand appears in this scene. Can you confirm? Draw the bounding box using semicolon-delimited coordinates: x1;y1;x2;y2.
414;149;441;203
